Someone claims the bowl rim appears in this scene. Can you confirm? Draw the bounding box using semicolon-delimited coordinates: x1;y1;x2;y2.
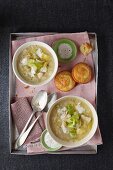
46;95;98;148
12;41;58;87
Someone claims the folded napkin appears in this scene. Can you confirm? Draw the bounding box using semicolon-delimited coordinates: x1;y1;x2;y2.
11;97;45;144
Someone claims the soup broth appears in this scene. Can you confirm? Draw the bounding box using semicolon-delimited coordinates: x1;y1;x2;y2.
17;45;54;84
50;98;93;142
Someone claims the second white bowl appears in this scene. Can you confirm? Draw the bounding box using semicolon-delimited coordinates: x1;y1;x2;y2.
46;96;98;148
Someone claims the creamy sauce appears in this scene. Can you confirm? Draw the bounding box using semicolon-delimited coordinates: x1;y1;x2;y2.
44;132;61;148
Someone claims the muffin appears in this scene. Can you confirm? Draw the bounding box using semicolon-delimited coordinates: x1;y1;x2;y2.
54;71;76;92
72;63;92;84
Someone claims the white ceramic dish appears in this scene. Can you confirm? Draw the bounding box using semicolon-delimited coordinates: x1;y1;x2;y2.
12;41;58;86
46;96;98;148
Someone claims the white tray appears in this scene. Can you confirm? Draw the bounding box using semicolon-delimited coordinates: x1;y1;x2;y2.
9;32;98;155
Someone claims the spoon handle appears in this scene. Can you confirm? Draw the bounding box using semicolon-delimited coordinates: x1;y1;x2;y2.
16;112;42;148
14;110;35;149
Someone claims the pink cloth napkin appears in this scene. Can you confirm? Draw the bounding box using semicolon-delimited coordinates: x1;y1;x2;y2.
11;97;45;144
27;127;102;154
11;96;102;153
11;32;102;153
12;32;95;105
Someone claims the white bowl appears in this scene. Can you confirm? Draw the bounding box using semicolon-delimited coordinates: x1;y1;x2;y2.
12;41;58;86
46;96;98;148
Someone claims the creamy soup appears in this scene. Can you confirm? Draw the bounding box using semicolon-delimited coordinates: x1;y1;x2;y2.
17;45;54;84
50;98;93;142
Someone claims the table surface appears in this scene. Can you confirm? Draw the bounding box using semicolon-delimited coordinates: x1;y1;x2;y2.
0;0;113;170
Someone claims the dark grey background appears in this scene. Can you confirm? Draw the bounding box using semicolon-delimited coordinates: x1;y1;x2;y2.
0;0;113;169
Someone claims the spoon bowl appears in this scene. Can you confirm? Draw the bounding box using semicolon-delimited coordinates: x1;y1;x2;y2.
31;90;48;112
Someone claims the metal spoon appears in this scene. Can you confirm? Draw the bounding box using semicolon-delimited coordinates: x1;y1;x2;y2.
44;93;57;112
14;90;48;149
25;92;58;145
19;93;57;147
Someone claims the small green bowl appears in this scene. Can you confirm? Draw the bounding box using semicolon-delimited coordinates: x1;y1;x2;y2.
40;129;62;152
52;38;77;63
